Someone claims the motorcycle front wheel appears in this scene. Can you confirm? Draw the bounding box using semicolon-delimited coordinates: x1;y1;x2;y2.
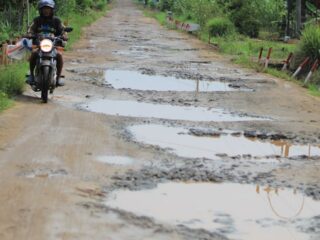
41;66;50;103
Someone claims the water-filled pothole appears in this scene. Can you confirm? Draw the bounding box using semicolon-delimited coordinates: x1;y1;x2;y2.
97;156;135;166
106;182;320;240
129;125;320;159
83;100;264;122
105;70;252;92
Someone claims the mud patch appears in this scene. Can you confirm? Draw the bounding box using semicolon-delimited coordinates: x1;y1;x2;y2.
104;70;252;92
106;182;320;240
82;100;265;122
97;156;135;166
128;125;320;159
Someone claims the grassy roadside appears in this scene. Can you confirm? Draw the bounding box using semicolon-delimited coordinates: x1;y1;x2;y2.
0;6;110;112
145;9;319;95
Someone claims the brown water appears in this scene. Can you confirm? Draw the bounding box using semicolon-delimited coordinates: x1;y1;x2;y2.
106;182;320;240
129;125;320;159
104;70;252;92
83;100;265;122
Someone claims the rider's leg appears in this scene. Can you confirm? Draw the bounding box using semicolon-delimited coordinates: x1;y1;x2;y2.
56;52;64;86
28;52;37;84
57;52;64;86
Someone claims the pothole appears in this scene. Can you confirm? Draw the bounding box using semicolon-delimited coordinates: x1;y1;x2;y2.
96;156;135;166
128;125;320;159
105;182;320;240
104;70;252;92
82;100;265;122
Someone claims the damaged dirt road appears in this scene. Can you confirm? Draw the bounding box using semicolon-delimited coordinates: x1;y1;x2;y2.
1;0;320;239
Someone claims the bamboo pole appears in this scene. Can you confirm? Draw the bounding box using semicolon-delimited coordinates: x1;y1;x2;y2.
304;59;319;85
292;57;309;78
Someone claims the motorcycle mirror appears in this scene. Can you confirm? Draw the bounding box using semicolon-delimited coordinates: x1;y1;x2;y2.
64;27;73;33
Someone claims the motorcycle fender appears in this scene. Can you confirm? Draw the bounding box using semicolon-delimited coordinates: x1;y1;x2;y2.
40;60;52;67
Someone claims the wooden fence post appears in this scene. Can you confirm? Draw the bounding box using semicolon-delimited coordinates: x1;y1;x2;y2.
282;52;293;71
2;44;8;65
258;47;263;64
264;47;273;69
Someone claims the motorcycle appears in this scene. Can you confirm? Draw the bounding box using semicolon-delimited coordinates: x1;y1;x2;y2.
27;27;73;103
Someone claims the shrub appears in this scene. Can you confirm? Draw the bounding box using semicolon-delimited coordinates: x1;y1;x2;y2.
207;17;234;37
76;0;93;12
55;0;76;17
240;19;260;38
229;0;260;38
291;24;320;71
299;24;320;60
94;0;107;11
158;0;174;11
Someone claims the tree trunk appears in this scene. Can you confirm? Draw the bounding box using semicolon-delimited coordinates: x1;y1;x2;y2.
296;0;301;35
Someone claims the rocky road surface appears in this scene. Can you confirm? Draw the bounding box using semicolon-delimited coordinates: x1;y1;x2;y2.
0;0;320;239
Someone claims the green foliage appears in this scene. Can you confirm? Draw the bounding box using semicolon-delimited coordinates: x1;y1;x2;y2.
158;0;174;11
228;0;260;38
55;0;76;17
291;24;320;71
0;20;12;42
299;24;320;59
173;0;222;28
0;92;13;112
0;63;27;97
207;17;234;37
76;0;94;11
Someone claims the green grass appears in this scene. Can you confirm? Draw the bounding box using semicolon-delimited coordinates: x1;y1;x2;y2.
308;84;320;96
210;35;297;60
0;62;27;96
143;9;167;25
0;62;26;112
0;92;13;111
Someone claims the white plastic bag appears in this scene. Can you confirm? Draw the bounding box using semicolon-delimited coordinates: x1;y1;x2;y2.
7;38;32;60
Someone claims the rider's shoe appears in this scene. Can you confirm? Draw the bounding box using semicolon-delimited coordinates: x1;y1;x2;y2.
56;76;65;87
26;75;35;85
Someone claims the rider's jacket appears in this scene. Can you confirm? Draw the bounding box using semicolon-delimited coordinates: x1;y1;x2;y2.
28;16;64;44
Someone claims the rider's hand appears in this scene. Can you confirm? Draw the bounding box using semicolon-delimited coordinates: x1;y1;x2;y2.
62;33;69;41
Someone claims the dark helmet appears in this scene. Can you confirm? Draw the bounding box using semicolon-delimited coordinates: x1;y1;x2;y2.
38;0;55;10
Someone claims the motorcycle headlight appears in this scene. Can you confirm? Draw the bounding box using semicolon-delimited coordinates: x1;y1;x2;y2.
40;39;53;52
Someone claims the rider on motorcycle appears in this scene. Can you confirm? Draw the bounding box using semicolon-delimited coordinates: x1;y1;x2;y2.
27;0;67;86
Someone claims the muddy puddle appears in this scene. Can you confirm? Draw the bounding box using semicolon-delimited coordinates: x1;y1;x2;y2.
97;156;135;166
106;182;320;240
105;70;251;92
82;100;264;122
129;125;320;159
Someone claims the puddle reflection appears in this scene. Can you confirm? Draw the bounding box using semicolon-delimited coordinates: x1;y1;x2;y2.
106;182;319;240
129;125;320;158
83;100;263;122
105;70;251;92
